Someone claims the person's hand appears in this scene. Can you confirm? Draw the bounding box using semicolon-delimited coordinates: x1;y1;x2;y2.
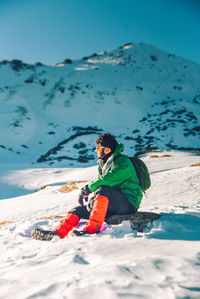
78;185;90;206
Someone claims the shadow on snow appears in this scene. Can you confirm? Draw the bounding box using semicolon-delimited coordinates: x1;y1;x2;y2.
146;212;200;241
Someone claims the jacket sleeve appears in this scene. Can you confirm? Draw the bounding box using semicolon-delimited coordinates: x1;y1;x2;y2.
88;157;132;192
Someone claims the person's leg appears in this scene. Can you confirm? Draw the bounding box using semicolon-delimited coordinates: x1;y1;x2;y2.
32;206;90;240
82;186;136;234
55;206;90;238
98;186;137;217
83;193;109;234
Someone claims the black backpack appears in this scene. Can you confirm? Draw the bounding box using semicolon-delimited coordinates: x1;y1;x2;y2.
129;156;151;192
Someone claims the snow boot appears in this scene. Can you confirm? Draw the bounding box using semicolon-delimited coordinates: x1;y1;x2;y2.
71;230;90;237
31;228;61;241
55;212;79;238
83;194;109;234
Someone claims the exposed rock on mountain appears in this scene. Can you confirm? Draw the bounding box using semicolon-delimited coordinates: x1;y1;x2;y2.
0;42;200;166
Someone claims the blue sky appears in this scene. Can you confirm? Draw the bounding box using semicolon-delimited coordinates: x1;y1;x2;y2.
0;0;200;65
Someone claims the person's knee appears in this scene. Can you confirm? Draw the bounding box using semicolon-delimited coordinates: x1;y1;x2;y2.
69;205;90;219
95;186;112;197
69;206;83;218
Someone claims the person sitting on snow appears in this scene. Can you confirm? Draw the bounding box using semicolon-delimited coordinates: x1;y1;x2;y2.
32;133;143;240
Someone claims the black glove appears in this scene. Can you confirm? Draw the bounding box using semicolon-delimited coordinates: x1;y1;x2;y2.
78;185;90;206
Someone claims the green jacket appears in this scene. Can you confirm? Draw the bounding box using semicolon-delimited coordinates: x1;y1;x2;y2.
88;143;143;209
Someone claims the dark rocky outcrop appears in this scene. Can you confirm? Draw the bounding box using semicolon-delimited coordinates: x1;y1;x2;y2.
106;212;161;232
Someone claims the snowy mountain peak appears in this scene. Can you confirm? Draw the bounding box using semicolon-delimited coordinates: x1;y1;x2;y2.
0;42;200;166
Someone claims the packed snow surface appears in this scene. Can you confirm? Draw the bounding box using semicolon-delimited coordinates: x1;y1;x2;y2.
0;151;200;299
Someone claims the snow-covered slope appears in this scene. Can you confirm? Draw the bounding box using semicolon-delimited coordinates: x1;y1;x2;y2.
0;152;200;299
0;42;200;167
0;43;200;298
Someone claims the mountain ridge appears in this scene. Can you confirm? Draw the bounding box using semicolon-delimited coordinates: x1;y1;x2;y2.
0;42;200;166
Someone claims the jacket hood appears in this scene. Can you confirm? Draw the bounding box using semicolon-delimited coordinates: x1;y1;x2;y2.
113;142;124;159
